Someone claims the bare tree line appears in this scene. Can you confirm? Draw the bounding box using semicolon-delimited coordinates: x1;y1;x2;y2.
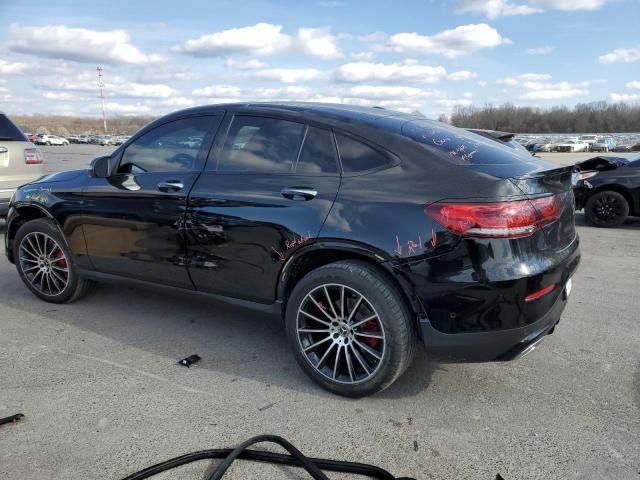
450;101;640;133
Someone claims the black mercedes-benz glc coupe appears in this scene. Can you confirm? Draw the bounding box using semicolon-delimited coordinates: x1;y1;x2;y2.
4;103;580;396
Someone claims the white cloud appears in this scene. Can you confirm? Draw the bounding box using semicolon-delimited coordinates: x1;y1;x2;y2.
436;98;474;107
350;51;376;60
253;68;322;83
478;80;487;87
333;61;447;83
529;0;612;11
175;23;341;60
174;23;292;57
224;58;268;70
43;91;84;101
520;81;588;99
609;93;640;103
598;47;640;64
386;24;510;58
192;85;243;97
626;81;640;90
525;46;554;55
40;72;176;98
456;0;541;19
104;102;152;114
296;28;342;59
8;24;162;64
497;73;551;85
347;85;441;100
161;97;198;108
0;59;31;74
448;70;478;81
456;0;612;18
519;73;552;81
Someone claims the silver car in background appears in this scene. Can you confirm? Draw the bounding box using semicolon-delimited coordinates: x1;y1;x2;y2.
0;113;44;217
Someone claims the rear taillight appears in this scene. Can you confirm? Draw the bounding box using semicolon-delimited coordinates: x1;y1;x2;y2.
24;148;43;165
425;195;562;239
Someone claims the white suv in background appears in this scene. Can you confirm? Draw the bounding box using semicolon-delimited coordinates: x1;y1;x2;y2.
35;134;69;146
0;113;44;217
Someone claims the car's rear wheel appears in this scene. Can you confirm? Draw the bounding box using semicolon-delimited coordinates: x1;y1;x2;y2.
286;260;416;397
585;190;629;227
13;218;93;303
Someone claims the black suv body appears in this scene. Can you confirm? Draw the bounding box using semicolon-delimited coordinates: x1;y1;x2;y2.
4;103;580;396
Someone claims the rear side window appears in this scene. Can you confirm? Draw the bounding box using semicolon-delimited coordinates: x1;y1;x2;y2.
0;114;27;141
119;116;213;174
296;127;338;174
218;116;305;173
335;133;394;173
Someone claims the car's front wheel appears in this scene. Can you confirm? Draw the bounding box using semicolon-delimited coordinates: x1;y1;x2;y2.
286;260;416;397
13;218;93;303
585;190;629;227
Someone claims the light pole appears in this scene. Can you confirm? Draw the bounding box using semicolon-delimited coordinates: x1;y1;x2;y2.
96;66;107;133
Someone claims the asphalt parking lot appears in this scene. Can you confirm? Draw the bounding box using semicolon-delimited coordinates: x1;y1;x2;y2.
1;145;639;479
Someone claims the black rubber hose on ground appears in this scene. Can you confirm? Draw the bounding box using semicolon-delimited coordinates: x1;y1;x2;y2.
119;434;415;480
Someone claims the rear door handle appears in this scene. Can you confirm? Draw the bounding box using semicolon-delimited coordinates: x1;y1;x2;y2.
158;181;184;192
280;187;317;201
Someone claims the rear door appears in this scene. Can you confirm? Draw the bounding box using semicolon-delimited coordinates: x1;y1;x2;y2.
187;113;341;302
81;114;221;287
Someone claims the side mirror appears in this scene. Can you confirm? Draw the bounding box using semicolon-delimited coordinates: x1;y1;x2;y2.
89;155;111;178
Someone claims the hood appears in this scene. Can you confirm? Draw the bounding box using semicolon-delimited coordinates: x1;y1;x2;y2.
574;156;628;172
28;169;86;185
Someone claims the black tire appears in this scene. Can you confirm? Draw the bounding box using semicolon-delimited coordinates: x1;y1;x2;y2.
285;260;416;397
45;142;51;146
13;218;93;303
585;190;629;228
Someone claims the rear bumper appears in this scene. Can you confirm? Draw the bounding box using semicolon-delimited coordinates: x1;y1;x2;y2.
419;281;570;362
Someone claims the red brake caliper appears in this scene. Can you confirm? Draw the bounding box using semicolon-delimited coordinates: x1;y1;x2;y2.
53;248;67;269
362;319;380;348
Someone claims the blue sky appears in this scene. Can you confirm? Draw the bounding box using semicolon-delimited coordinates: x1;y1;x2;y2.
0;0;638;118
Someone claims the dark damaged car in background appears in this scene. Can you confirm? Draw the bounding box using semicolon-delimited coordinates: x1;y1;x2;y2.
573;155;640;227
4;103;580;397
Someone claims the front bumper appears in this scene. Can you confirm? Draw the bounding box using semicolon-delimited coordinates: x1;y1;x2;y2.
419;280;571;362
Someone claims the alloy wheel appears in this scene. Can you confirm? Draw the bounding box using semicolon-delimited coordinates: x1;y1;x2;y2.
296;283;386;385
19;232;69;296
591;194;622;225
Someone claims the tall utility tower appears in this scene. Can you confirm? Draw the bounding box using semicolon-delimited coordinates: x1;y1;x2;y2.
96;66;107;133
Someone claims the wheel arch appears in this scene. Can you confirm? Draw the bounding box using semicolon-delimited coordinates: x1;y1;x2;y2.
276;241;424;330
6;203;58;263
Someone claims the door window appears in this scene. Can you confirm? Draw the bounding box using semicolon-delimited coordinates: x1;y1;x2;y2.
218;116;305;173
118;116;213;174
296;127;338;174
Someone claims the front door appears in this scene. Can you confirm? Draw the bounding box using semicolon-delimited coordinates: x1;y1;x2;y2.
187;114;341;302
81;115;221;288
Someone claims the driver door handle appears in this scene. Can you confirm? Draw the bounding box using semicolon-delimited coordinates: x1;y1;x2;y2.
280;187;317;201
158;181;184;192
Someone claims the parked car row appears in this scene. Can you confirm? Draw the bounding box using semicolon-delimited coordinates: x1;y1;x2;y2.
66;134;131;146
519;134;640;153
23;133;132;147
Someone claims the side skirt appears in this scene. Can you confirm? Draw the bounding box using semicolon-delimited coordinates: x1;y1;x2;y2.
77;268;283;319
